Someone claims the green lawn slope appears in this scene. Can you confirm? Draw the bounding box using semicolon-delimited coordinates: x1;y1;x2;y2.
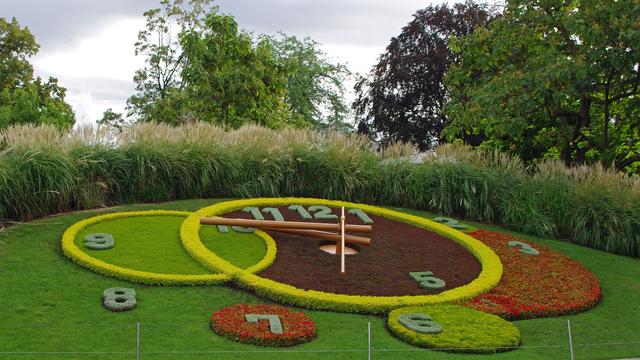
0;199;638;359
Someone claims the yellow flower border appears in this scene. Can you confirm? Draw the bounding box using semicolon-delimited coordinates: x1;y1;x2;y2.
61;210;276;286
181;198;503;313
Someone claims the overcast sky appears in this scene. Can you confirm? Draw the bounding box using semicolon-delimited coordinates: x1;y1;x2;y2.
1;0;444;125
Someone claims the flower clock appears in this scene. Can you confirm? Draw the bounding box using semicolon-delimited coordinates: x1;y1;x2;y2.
61;198;600;352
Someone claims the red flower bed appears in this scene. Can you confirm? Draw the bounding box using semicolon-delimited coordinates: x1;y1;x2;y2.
467;229;600;320
211;304;317;347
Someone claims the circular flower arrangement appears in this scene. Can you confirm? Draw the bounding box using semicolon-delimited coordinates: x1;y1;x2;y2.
466;229;601;319
211;304;316;347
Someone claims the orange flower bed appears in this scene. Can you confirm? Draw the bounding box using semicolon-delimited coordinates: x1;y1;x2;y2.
211;304;316;347
466;229;600;320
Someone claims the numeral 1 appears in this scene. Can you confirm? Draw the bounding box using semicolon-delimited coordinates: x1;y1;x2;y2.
288;205;312;220
262;207;284;221
348;208;374;224
242;207;264;220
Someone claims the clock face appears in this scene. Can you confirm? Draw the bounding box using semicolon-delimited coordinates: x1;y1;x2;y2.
181;198;502;311
216;205;482;297
60;197;600;353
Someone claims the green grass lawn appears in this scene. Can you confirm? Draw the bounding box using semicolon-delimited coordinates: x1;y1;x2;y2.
74;214;267;274
1;199;639;359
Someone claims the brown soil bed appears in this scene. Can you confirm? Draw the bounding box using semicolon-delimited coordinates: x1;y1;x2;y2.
222;206;482;296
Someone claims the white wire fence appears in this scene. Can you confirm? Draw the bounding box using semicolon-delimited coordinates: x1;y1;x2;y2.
1;319;639;359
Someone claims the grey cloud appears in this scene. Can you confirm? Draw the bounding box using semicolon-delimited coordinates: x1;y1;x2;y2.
37;71;134;102
0;0;156;50
217;0;427;46
79;78;135;103
2;0;430;51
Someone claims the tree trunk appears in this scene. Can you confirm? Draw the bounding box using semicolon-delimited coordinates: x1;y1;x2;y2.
574;97;591;164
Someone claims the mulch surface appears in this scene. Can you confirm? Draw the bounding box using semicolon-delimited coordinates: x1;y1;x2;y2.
221;206;481;296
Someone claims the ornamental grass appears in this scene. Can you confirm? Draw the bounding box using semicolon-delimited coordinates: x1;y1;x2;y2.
2;123;639;257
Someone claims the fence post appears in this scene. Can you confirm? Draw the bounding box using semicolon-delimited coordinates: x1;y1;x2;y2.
368;321;371;360
567;319;574;360
136;321;140;360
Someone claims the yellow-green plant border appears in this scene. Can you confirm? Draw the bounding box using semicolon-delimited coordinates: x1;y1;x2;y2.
62;210;276;286
180;198;503;313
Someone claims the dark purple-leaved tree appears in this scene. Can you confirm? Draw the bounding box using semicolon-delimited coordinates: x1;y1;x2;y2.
353;1;494;150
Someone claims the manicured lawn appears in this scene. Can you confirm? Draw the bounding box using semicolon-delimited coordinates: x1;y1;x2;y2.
200;224;268;269
76;215;212;275
73;213;268;274
0;199;639;359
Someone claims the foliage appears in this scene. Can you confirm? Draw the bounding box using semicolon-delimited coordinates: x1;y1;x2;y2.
126;0;215;124
353;2;494;150
387;305;520;353
181;198;503;314
211;304;317;347
0;17;37;89
0;17;74;129
269;33;352;131
467;229;600;319
96;108;127;130
180;13;300;128
127;2;352;129
2;123;640;257
445;0;640;172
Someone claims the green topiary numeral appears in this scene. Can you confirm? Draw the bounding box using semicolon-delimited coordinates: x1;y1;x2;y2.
84;233;114;250
508;241;540;256
242;207;264;220
232;226;256;233
102;287;136;312
410;271;446;290
288;205;312;220
262;207;285;221
244;314;283;334
348;209;374;224
398;313;442;334
308;205;337;220
433;217;467;230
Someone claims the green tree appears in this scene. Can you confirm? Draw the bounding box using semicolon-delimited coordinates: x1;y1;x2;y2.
97;108;127;130
445;0;640;170
0;17;74;129
269;33;351;131
180;13;299;128
127;0;215;124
